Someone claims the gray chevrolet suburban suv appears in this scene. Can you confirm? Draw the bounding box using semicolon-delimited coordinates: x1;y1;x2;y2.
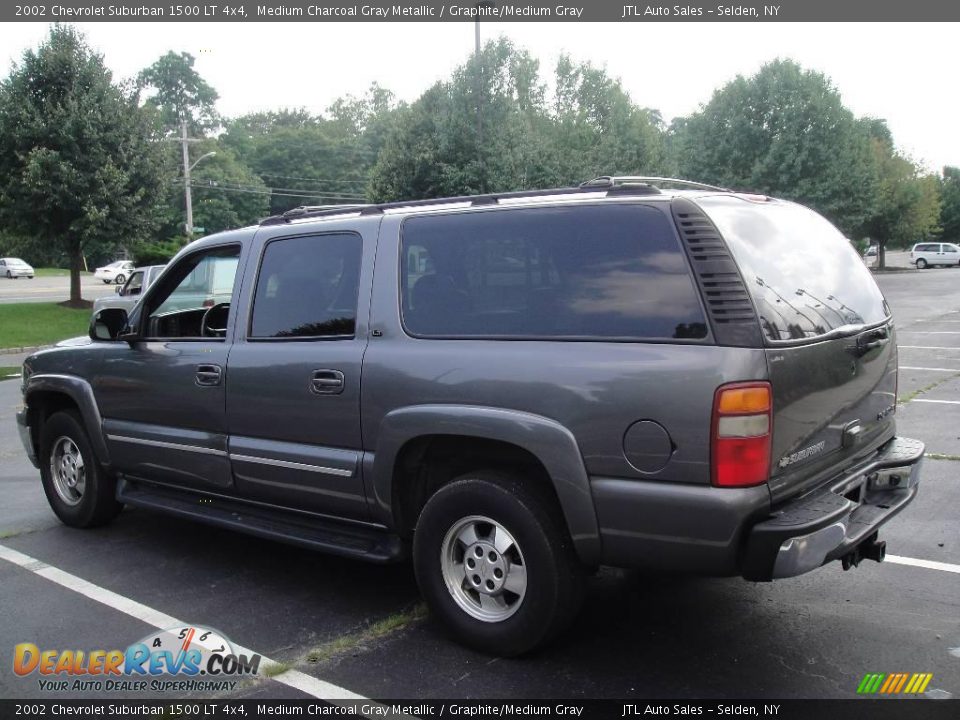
17;176;924;655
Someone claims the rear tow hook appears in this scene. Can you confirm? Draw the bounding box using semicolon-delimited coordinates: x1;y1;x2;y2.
841;534;886;571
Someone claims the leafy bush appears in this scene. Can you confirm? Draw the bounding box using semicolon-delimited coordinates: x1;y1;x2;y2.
134;240;182;266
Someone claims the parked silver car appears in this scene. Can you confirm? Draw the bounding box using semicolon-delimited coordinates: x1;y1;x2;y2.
92;265;165;314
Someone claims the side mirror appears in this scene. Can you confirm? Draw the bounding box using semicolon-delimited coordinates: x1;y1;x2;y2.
89;308;130;342
115;285;123;295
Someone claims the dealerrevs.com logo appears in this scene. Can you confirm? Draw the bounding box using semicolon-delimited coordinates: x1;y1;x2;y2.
14;625;261;693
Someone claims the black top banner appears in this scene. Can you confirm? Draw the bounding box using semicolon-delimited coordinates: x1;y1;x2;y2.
4;0;960;22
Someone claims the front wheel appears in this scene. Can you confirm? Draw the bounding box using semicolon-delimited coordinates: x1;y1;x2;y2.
114;274;125;285
413;471;583;656
916;258;928;269
5;270;11;279
39;410;123;528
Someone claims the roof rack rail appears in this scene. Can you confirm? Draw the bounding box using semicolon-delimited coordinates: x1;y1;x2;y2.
580;176;729;192
259;185;607;226
257;176;703;227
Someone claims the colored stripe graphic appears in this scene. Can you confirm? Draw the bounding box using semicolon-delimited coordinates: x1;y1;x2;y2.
857;672;933;694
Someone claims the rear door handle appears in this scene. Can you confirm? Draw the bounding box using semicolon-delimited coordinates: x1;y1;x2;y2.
196;364;222;386
310;369;344;395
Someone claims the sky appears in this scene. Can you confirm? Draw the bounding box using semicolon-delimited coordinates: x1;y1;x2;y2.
0;21;957;172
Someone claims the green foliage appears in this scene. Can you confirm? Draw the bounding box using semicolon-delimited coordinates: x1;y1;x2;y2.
137;51;219;135
369;39;664;202
939;167;960;242
221;85;395;214
0;25;164;305
672;59;880;237
133;239;181;266
862;126;941;256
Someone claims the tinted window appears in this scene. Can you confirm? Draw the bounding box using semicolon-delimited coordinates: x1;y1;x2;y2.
699;196;889;342
400;205;707;340
917;244;937;252
943;245;958;253
250;233;361;338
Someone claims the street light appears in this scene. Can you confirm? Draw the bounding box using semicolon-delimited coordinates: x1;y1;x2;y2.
181;117;217;237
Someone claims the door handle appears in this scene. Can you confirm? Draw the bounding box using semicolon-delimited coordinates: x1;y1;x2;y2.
196;364;223;386
310;369;344;395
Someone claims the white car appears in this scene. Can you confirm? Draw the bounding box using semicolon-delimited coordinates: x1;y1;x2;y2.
910;242;960;269
0;257;34;279
94;260;135;284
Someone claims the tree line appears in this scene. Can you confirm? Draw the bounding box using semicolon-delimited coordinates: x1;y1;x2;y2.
0;25;953;305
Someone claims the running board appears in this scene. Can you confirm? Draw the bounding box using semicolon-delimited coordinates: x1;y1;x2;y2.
116;479;405;563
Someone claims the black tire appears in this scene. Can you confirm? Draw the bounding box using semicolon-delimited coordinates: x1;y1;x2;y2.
916;258;927;269
102;279;111;284
413;471;584;656
114;274;125;285
5;270;11;278
39;410;123;528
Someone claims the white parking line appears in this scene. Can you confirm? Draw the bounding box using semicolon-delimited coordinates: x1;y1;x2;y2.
899;346;960;350
0;543;374;704
910;399;960;406
899;366;960;372
887;555;960;575
899;331;960;335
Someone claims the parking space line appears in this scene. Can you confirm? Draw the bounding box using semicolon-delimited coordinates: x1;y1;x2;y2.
899;366;960;372
0;543;373;704
899;346;960;350
887;555;960;575
910;399;960;406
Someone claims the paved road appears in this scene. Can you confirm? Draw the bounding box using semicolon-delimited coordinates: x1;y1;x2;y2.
0;275;116;304
0;271;957;702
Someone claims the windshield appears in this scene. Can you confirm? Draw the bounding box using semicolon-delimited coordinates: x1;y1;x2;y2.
698;196;890;342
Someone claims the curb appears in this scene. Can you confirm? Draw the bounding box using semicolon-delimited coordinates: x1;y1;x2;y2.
0;345;51;356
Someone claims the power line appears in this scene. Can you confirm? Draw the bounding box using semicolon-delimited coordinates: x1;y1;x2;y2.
256;173;369;185
189;184;366;200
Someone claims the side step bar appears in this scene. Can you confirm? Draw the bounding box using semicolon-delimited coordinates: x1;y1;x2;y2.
116;479;405;563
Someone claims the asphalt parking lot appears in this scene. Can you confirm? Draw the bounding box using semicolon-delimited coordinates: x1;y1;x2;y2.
0;269;957;702
0;274;116;304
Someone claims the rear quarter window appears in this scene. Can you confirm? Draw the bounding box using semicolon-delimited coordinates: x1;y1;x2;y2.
399;204;708;341
697;196;889;342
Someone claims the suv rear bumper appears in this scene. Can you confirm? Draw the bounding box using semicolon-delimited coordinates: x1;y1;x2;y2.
741;436;924;581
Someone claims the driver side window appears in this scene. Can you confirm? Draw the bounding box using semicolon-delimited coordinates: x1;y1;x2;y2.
145;245;241;339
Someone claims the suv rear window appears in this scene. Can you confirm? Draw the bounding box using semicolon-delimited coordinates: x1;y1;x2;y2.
698;196;889;342
400;204;707;340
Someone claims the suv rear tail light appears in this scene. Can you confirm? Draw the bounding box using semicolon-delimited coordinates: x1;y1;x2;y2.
711;382;772;488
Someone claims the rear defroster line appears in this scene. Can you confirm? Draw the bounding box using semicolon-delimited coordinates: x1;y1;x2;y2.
0;542;408;713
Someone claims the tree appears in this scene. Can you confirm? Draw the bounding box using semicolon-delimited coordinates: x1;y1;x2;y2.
370;39;666;202
671;59;879;237
137;51;219;135
862;129;941;267
0;25;164;306
938;166;960;243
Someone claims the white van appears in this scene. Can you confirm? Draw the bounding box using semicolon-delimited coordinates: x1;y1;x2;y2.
910;242;960;269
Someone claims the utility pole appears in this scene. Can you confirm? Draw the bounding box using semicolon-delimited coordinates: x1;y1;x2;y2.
181;119;194;237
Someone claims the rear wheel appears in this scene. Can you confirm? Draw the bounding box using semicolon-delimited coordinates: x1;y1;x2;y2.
39;410;123;528
917;258;928;269
413;471;583;656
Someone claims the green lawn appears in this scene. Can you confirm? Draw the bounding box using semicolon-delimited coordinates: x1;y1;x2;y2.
33;268;91;277
0;366;22;380
0;303;89;349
